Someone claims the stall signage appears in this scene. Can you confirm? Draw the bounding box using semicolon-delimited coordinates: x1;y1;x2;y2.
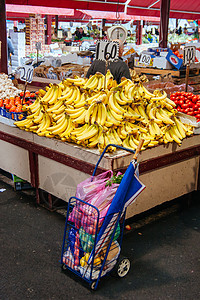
95;40;119;62
35;42;41;51
166;49;183;70
139;53;152;66
184;46;196;65
19;65;34;83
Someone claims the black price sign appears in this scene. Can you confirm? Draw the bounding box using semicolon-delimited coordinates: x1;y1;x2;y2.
95;40;119;62
184;46;196;65
19;65;34;83
139;53;152;66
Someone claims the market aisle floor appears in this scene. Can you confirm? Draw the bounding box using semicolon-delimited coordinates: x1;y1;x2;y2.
0;178;200;300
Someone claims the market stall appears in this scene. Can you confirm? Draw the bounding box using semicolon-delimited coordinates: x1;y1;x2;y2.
0;120;199;218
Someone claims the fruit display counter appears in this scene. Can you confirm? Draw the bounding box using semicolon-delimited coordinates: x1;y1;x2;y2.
0;120;199;218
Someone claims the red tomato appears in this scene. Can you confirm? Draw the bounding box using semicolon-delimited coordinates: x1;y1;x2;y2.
193;104;199;111
184;108;190;113
187;95;193;100
177;106;181;111
174;100;179;105
20;91;24;97
170;93;176;97
175;92;181;96
195;114;200;119
187;112;195;116
179;100;184;106
170;96;176;101
0;99;3;107
182;103;189;109
192;96;197;103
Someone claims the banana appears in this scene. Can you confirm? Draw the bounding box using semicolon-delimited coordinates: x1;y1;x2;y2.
156;108;175;125
29;125;39;132
53;104;65;115
51;115;69;135
73;86;81;104
109;106;124;122
46;114;66;132
66;107;85;119
152;121;162;137
77;125;99;141
37;113;51;134
40;85;55;104
28;100;40;114
26;106;41;119
85;102;96;124
74;93;87;108
165;97;176;108
65;77;86;86
148;106;163;124
72;110;87;124
148;121;158;137
96;75;104;91
64;86;79;105
164;129;174;143
86;92;102;105
14;117;33;128
122;136;132;149
100;103;107;126
111;128;122;145
109;92;125;115
174;117;186;139
117;125;128;139
58;87;74;101
98;132;106;153
169;126;182;145
49;85;62;105
84;75;98;90
46;99;64;113
106;108;121;126
34;109;45;124
96;103;102;125
90;104;98;125
137;105;149;122
65;106;85;115
60;117;74;138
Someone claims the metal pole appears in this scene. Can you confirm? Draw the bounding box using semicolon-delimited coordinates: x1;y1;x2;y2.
185;64;190;92
159;0;171;48
0;0;8;73
47;15;52;45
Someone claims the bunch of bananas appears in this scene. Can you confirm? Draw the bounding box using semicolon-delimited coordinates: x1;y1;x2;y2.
14;71;194;153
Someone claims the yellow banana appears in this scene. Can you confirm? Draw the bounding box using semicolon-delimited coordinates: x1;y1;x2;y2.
72;110;87;124
51;115;69;135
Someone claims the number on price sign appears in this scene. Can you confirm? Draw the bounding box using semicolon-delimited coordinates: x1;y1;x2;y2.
184;46;196;65
139;53;152;66
19;65;34;83
95;40;119;62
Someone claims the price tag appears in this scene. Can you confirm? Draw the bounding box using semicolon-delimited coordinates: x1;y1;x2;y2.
184;46;196;65
139;53;152;66
35;42;41;51
95;40;119;62
19;65;34;83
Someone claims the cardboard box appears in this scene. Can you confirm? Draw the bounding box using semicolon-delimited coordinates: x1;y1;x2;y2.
153;56;173;69
166;49;183;70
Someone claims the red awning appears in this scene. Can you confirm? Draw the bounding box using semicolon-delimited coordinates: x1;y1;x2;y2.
126;0;200;19
5;0;200;19
6;4;74;16
80;9;160;22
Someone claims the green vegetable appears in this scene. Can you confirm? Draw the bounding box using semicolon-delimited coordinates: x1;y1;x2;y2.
105;173;124;187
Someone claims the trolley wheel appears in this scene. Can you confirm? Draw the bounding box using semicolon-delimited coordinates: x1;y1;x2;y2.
116;257;131;278
90;280;97;290
61;263;67;271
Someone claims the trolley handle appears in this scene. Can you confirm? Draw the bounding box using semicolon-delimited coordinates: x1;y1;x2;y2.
92;144;135;178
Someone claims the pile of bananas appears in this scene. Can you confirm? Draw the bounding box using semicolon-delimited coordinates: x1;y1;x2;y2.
14;71;194;153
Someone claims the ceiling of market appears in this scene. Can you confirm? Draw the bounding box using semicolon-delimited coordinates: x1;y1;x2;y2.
5;0;200;19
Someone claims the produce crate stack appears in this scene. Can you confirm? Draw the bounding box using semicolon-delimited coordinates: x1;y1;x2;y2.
10;31;25;71
25;15;48;56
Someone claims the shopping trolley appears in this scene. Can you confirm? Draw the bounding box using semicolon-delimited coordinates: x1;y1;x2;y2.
60;143;144;290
